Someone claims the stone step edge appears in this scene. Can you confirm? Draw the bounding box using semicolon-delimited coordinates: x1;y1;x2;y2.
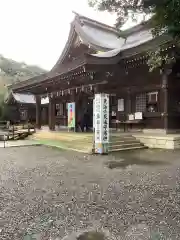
109;146;147;152
109;143;143;148
109;140;140;144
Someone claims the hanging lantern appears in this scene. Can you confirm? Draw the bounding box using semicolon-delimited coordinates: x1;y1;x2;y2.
76;88;78;93
68;89;70;94
62;90;64;96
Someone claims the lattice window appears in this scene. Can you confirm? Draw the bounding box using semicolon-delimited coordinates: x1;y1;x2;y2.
135;93;147;112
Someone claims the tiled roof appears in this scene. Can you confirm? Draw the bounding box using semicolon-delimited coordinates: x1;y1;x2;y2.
6;92;49;105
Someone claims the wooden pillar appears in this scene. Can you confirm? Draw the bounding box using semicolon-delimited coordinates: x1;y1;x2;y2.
127;88;131;114
160;67;172;131
161;72;168;130
35;95;41;129
48;97;55;130
94;84;101;94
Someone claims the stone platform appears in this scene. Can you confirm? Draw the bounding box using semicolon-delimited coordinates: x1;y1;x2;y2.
0;140;41;148
31;129;145;153
133;133;180;149
32;131;94;153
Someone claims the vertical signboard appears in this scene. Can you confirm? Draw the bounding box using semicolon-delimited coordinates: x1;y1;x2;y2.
68;102;75;130
118;98;124;112
93;98;95;131
94;93;109;154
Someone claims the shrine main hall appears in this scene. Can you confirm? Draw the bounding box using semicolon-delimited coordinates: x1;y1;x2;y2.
9;12;180;149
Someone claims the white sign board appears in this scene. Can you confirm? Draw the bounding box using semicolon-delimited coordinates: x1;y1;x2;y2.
134;112;143;120
94;93;109;154
118;99;124;112
128;114;134;121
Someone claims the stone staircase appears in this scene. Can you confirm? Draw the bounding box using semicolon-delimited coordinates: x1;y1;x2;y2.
109;135;146;152
31;129;146;153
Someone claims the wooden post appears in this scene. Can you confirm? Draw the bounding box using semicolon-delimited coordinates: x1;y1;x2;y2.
35;95;41;129
127;88;131;114
48;97;55;131
160;68;171;131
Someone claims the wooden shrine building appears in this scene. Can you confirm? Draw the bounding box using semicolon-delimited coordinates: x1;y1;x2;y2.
10;12;180;138
5;91;49;124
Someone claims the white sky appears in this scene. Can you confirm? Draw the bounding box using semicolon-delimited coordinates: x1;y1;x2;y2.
0;0;141;70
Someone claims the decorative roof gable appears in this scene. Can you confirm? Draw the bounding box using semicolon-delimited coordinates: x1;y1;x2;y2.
51;12;125;71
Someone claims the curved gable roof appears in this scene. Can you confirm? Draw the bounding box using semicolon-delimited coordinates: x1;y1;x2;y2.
51;12;125;71
90;19;172;59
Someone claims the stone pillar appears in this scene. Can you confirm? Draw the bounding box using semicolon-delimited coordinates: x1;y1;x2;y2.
35;95;41;129
48;97;56;131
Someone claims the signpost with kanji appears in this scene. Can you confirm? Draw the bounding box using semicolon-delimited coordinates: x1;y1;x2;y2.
94;93;109;154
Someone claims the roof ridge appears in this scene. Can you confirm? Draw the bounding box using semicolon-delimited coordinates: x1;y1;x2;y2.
120;19;151;37
72;11;118;34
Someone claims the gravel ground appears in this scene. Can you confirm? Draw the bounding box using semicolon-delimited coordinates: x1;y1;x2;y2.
1;146;180;239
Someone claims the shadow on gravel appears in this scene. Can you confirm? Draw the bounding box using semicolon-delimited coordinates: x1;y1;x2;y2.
62;231;108;240
106;158;168;169
106;149;169;169
77;231;106;240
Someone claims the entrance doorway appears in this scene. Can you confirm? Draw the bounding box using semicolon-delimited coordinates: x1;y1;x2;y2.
77;93;93;130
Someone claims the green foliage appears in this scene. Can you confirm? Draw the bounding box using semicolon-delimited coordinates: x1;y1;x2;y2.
88;0;155;28
0;54;46;85
151;0;180;38
0;103;10;120
147;48;176;72
0;55;47;120
89;0;180;38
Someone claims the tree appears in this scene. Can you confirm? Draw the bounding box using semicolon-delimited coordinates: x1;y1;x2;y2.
89;0;180;70
88;0;180;38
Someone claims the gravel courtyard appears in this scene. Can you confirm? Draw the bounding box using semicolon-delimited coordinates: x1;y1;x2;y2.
1;146;180;239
